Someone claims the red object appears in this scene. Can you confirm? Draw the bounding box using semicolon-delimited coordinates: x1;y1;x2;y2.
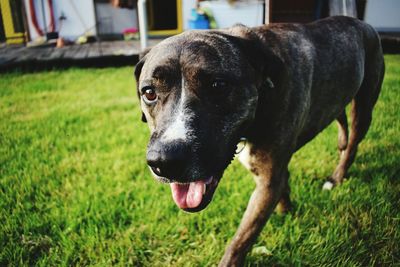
123;28;138;34
29;0;55;36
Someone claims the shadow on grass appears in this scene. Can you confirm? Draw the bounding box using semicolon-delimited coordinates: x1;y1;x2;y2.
352;142;400;185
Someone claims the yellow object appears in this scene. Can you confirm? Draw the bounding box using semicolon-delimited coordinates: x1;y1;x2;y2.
0;0;26;44
76;36;87;44
148;0;183;36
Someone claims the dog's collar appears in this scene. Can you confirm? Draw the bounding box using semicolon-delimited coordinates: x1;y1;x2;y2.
235;137;248;154
266;77;275;88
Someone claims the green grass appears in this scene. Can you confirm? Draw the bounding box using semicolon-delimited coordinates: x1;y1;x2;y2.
1;55;399;266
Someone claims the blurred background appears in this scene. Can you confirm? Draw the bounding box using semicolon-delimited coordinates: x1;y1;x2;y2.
0;0;399;71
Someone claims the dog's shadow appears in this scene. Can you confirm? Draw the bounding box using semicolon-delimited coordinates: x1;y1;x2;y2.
352;142;399;185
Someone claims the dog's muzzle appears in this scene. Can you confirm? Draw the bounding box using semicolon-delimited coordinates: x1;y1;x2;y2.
146;138;225;212
146;135;243;212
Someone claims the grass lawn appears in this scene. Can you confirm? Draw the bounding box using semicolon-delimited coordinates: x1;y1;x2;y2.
1;55;399;266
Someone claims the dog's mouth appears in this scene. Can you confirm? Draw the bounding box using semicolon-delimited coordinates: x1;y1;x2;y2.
148;140;240;212
150;168;222;212
170;175;220;212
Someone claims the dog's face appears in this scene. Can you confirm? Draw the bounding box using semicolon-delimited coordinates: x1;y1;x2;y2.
135;28;262;212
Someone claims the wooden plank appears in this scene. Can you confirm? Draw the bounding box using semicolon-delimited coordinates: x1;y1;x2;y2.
12;47;39;63
113;41;128;56
35;47;55;61
148;38;163;48
100;41;115;57
87;42;102;58
0;42;11;54
0;39;157;71
48;46;68;60
63;45;82;59
120;41;139;56
72;44;89;59
0;46;27;65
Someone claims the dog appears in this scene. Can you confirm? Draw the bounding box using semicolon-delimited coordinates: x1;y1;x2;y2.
134;16;384;266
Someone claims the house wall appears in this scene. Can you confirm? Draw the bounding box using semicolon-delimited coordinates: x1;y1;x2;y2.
95;3;138;36
364;0;400;31
182;0;197;30
199;1;264;29
24;0;97;41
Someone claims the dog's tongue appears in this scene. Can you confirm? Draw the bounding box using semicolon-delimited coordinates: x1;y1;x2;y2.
170;181;205;209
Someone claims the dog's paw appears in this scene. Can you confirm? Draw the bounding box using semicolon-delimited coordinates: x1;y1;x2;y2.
322;180;335;190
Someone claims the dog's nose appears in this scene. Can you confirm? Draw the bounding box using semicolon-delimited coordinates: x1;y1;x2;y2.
147;141;189;180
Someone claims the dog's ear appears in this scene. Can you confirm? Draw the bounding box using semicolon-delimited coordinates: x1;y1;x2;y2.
226;25;283;88
134;49;151;123
134;48;150;84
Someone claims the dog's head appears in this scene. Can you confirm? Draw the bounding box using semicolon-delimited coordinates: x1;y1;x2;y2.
134;26;268;212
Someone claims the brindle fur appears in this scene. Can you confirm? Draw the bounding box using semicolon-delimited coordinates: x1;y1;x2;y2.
134;16;385;266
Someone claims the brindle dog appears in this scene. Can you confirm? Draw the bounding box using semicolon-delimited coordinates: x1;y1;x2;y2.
134;16;384;266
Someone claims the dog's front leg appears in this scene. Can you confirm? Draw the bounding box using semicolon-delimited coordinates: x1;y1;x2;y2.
219;150;286;266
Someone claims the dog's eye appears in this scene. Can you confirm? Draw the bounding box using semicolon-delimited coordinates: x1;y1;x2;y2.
142;87;158;104
211;79;227;90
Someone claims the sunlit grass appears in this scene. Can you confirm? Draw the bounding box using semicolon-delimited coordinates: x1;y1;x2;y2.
1;55;399;266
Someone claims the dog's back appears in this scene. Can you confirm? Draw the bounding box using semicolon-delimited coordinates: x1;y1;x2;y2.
252;16;384;151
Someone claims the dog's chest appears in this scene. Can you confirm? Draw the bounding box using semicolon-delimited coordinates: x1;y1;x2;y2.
237;142;253;171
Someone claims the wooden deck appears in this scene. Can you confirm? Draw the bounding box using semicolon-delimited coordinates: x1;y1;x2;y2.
0;39;162;72
0;33;398;72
